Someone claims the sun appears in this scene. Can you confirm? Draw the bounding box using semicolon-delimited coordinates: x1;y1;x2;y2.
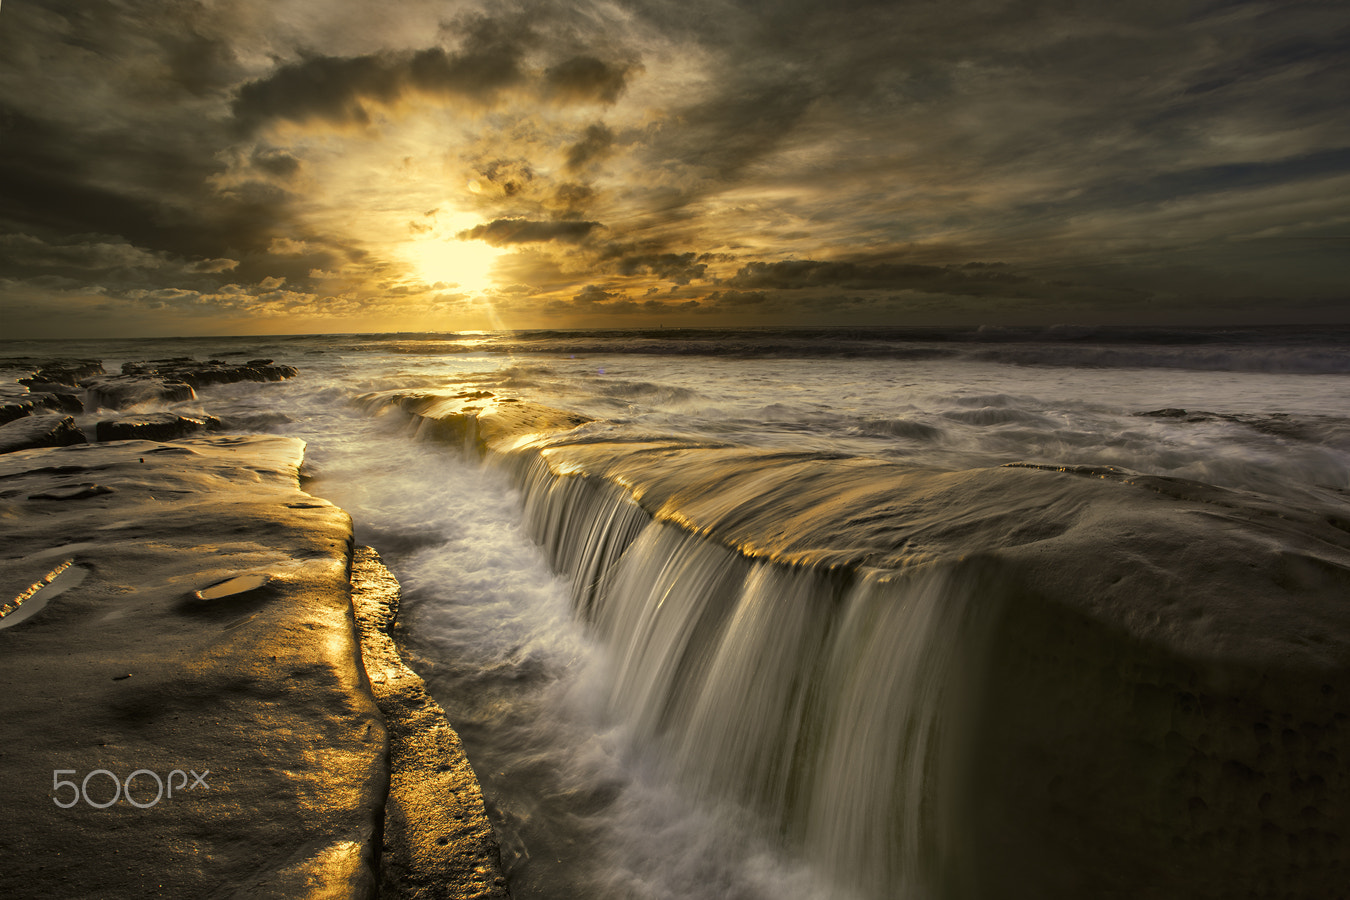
402;209;504;293
409;233;502;293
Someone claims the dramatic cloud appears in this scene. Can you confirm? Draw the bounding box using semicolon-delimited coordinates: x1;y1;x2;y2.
544;56;636;104
230;38;532;132
613;252;708;285
1;0;1346;336
565;123;616;171
457;218;601;245
0;233;240;281
726;260;1036;297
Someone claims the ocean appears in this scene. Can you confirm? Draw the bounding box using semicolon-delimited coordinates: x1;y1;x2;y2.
6;325;1350;899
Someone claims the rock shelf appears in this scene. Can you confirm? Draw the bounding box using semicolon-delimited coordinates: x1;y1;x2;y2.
0;435;507;899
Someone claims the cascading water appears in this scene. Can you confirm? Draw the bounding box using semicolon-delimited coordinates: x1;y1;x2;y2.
499;448;994;899
340;361;1350;899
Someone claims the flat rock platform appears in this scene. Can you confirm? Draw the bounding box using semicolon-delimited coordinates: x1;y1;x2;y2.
0;436;506;898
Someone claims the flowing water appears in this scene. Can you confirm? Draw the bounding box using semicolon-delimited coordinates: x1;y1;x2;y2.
5;326;1350;898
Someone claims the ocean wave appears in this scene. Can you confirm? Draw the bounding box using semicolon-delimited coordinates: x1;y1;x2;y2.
969;345;1350;373
951;393;1022;408
853;417;945;442
314;326;1350;374
941;407;1054;427
1135;408;1350;448
62;326;1344;375
590;379;702;405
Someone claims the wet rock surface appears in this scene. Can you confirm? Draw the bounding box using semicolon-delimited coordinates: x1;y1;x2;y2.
0;358;297;451
120;357;299;390
0;361;101;423
93;412;223;443
0;414;87;453
83;373;197;409
358;389;593;454
0;394;60;425
351;546;511;900
0;436;386;899
19;360;106;387
2;357;298;419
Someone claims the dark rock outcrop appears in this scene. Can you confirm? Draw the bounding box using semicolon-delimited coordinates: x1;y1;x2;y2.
19;360;105;388
26;390;83;414
80;358;298;411
94;412;223;443
0;370;84;423
120;357;299;389
6;358;297;418
83;374;197;409
0;395;65;424
0;414;87;453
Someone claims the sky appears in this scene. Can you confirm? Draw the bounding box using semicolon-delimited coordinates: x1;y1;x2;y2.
1;0;1347;337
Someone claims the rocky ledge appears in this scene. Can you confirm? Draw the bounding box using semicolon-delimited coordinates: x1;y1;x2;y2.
351;547;510;900
0;436;507;898
0;357;297;453
2;355;297;416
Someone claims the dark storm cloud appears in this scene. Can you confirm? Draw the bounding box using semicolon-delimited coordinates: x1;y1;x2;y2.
163;29;243;97
232;55;404;131
230;46;525;133
565;123;616;171
0;3;306;280
726;260;1036;298
0;123;163;248
544;56;635;104
228;11;557;131
573;284;623;304
0;103;292;269
612;252;707;284
621;0;1350;272
457;218;601;245
703;289;768;307
1025;148;1350;216
0;234;178;272
250;148;302;179
1178;3;1350;98
231;16;640;133
551;182;596;214
474;159;537;197
646;80;818;185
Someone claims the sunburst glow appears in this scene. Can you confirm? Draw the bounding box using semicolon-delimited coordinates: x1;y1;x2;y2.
409;234;502;293
405;210;504;293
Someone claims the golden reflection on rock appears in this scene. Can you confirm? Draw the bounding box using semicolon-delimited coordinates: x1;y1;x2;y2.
0;437;385;899
350;545;510;899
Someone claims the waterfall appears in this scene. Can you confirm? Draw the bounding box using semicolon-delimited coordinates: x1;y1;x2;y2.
364;391;1350;899
501;450;990;898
